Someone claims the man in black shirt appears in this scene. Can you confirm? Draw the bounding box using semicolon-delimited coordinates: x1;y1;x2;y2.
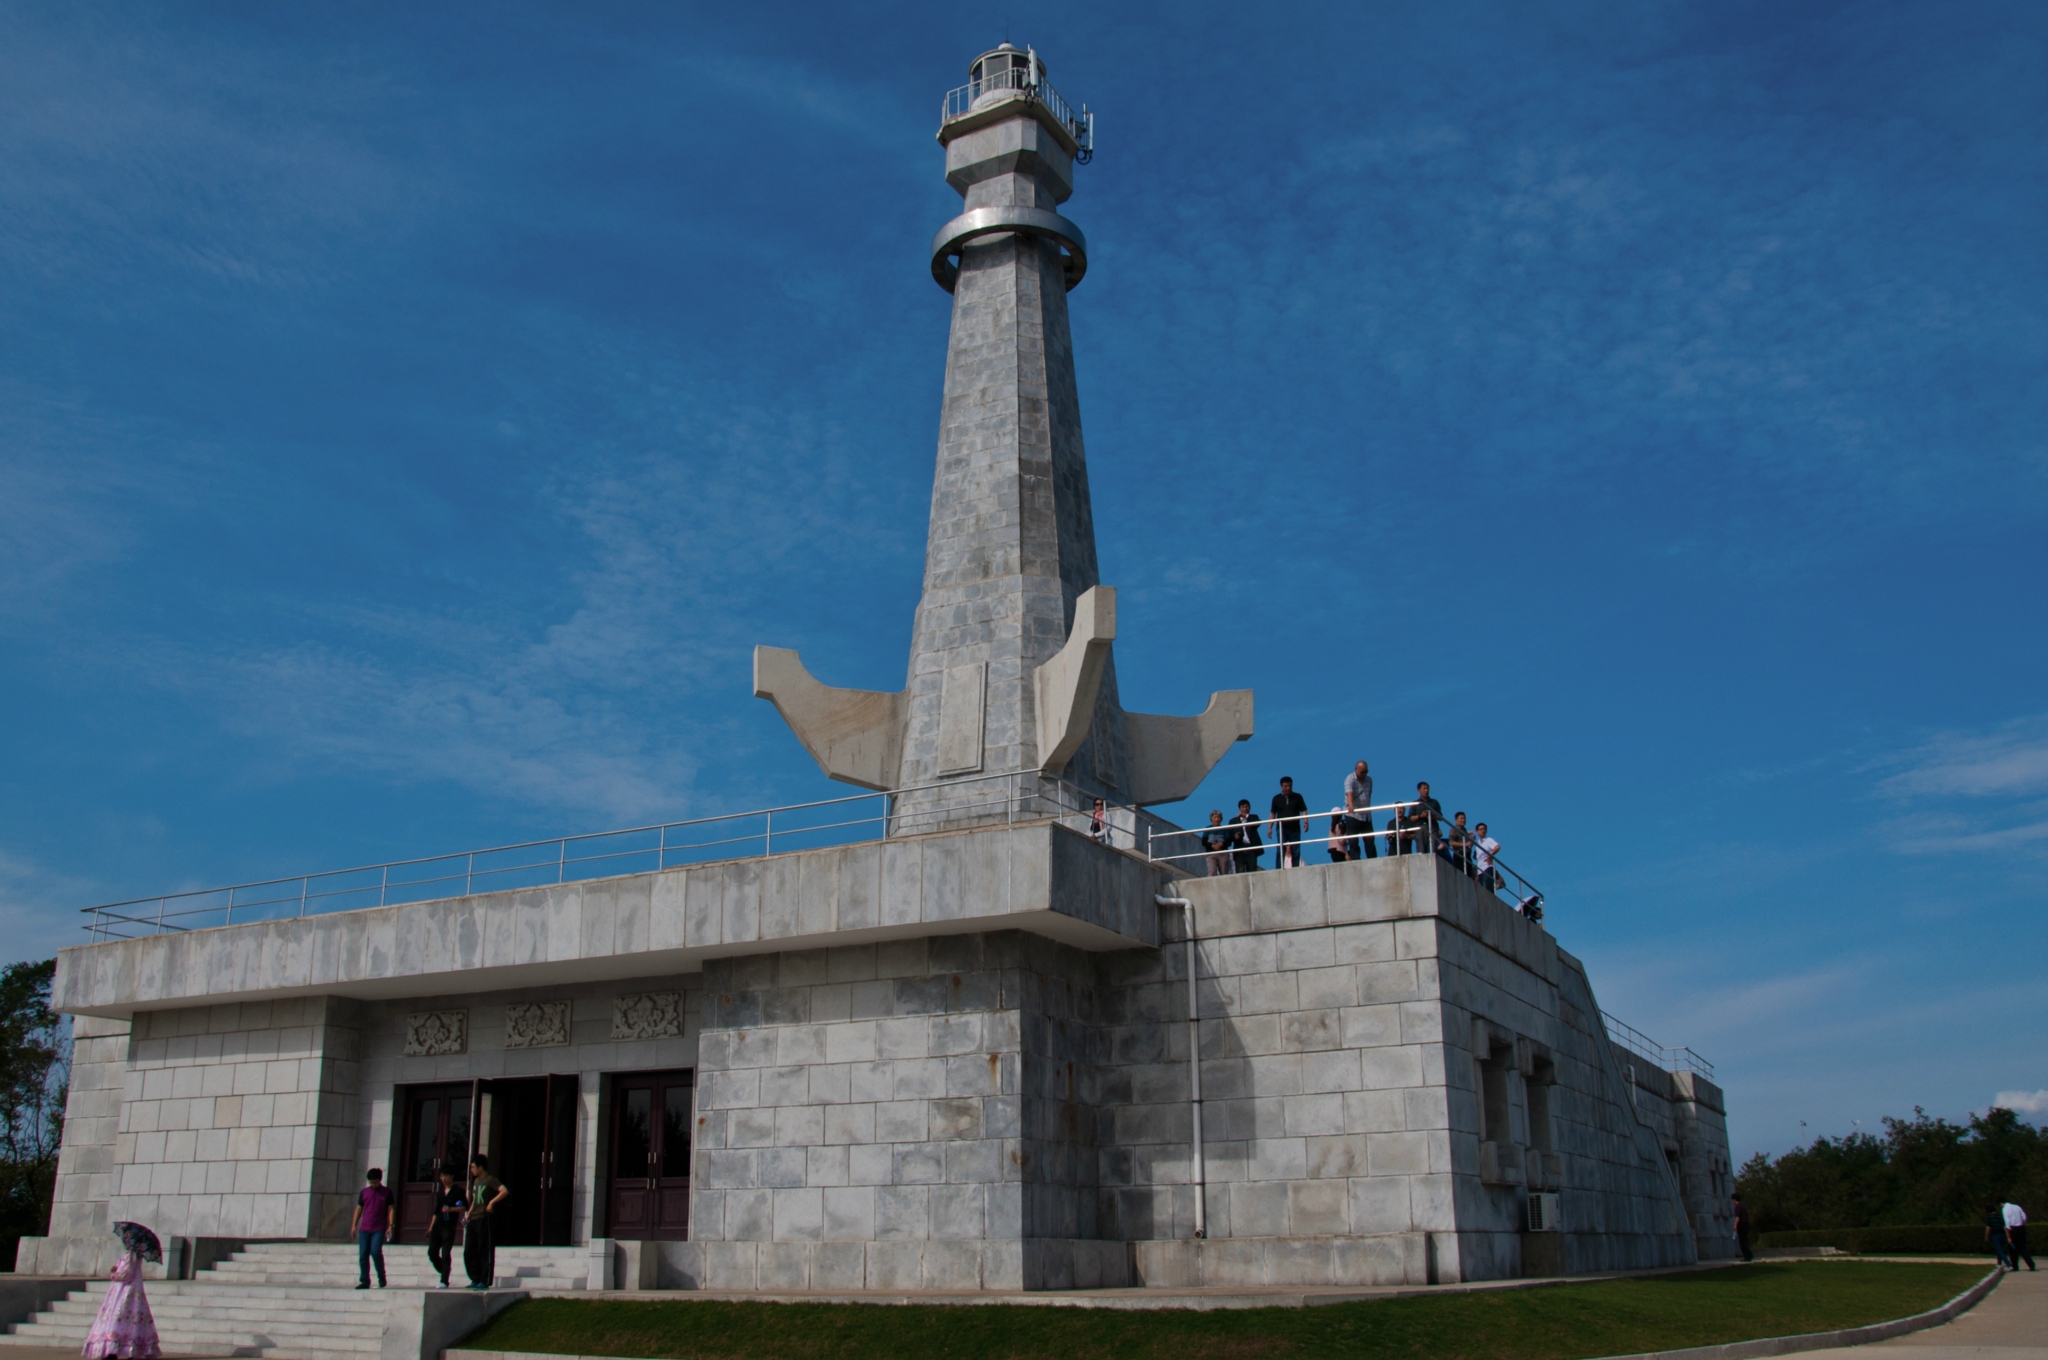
427;1170;466;1288
1401;781;1443;855
1986;1201;2016;1270
1229;799;1264;873
1271;777;1308;868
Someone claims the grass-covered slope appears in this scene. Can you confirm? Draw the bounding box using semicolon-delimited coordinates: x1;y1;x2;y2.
458;1260;1986;1360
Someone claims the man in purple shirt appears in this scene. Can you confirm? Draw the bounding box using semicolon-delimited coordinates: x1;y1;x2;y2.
351;1168;397;1288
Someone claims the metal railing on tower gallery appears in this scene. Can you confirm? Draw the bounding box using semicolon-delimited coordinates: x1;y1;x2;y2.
76;770;1176;943
1602;1011;1715;1078
1148;801;1549;924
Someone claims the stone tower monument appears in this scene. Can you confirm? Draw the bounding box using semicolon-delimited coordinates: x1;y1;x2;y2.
755;44;1254;833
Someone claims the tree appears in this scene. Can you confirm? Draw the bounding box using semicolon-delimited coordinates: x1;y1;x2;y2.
1737;1105;2048;1234
0;959;69;1269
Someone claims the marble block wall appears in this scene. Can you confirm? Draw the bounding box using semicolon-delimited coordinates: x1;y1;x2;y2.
25;1015;133;1275
1114;855;1708;1286
25;997;364;1272
684;932;1125;1291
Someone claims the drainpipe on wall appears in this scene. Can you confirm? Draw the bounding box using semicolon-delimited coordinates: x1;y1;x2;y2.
1156;891;1205;1239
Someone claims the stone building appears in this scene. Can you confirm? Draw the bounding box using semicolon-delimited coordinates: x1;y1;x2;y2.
18;43;1734;1298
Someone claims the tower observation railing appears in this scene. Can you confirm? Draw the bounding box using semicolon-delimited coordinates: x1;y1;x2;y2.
76;771;1175;943
1602;1011;1715;1079
1149;802;1548;923
940;66;1094;159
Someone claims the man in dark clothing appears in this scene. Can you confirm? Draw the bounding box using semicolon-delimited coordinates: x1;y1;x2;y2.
427;1170;466;1288
1401;781;1443;855
1271;778;1308;868
465;1154;509;1290
1985;1201;2016;1270
1229;800;1263;873
1730;1193;1751;1262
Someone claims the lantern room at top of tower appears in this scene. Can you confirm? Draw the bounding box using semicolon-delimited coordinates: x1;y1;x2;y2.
940;42;1094;162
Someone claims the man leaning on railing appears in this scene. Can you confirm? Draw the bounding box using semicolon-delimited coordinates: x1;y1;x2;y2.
1399;781;1442;855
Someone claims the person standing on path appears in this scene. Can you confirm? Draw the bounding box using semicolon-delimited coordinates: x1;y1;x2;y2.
1730;1193;1752;1262
465;1155;509;1290
1343;760;1377;859
2005;1200;2036;1270
427;1169;467;1288
85;1223;162;1359
1229;799;1264;873
1271;777;1308;868
350;1168;395;1289
1986;1200;2017;1270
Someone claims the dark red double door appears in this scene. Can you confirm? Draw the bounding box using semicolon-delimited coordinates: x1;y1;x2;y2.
393;1075;579;1245
607;1070;692;1240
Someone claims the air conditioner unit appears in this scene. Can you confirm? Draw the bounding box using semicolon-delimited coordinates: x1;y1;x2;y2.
1527;1192;1561;1233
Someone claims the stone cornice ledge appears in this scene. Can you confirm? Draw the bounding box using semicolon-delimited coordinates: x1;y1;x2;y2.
53;821;1167;1019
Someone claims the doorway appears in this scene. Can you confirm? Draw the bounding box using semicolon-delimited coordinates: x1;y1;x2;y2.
395;1084;471;1243
606;1069;693;1240
393;1075;579;1246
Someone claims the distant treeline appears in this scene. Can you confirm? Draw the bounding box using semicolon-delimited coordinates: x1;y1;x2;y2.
1736;1107;2047;1234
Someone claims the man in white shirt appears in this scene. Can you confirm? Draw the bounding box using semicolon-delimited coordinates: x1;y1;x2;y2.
2005;1200;2036;1270
1473;823;1501;892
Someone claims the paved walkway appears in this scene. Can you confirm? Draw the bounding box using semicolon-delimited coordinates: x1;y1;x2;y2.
1801;1266;2045;1358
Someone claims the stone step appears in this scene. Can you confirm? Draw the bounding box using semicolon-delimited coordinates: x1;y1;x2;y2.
5;1323;381;1353
67;1281;529;1302
44;1298;389;1322
201;1268;584;1288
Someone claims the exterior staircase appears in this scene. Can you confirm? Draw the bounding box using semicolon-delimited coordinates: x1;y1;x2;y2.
2;1242;586;1359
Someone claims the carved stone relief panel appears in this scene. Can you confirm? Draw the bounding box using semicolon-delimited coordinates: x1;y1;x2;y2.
612;992;684;1042
504;1001;571;1049
403;1010;468;1057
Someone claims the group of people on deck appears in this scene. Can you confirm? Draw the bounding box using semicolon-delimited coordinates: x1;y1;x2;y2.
1195;761;1504;891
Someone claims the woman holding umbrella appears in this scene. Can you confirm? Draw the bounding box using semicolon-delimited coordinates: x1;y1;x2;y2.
84;1222;161;1359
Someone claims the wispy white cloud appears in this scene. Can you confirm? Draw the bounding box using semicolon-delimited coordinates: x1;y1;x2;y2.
1878;714;2048;800
1995;1089;2048;1115
1871;715;2048;857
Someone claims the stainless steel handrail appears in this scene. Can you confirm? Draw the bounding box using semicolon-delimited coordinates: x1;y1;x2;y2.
1150;801;1546;918
78;770;1166;942
940;67;1093;156
1603;1012;1715;1078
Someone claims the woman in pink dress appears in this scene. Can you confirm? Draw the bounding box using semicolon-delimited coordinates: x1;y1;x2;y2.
83;1223;161;1360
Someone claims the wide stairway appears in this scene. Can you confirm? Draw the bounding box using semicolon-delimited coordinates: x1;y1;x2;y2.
1;1242;588;1360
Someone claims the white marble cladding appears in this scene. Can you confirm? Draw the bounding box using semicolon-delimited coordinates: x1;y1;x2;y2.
51;822;1162;1019
105;997;359;1246
404;1009;468;1056
613;993;683;1041
29;1015;133;1274
505;1001;571;1049
1133;857;1713;1284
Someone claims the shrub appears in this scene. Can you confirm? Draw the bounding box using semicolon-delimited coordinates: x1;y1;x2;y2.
1756;1224;1993;1255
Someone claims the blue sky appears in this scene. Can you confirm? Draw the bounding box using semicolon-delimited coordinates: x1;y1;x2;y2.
2;1;2043;1160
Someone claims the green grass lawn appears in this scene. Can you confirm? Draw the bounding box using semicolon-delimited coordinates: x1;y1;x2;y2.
457;1260;1987;1360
